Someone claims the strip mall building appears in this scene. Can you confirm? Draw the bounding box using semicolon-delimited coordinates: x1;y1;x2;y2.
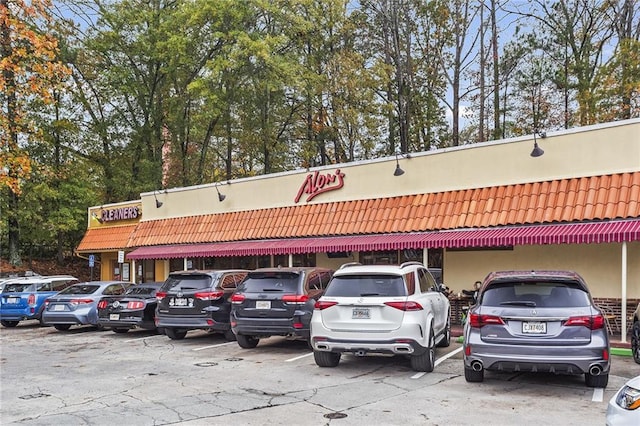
77;119;640;334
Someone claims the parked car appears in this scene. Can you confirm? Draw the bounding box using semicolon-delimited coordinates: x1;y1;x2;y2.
310;261;450;372
230;266;334;348
631;303;640;364
41;281;131;330
463;270;610;387
606;375;640;426
97;282;163;333
0;275;78;327
155;270;248;340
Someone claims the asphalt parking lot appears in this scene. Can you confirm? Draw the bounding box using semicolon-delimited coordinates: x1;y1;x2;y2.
1;322;637;426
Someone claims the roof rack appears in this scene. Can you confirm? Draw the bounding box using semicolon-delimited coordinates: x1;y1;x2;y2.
400;261;424;268
338;262;363;270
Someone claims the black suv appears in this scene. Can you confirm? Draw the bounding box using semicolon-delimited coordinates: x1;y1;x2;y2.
155;270;248;340
230;267;333;348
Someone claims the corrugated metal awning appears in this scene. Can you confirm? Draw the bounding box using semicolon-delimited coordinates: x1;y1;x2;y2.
125;219;640;260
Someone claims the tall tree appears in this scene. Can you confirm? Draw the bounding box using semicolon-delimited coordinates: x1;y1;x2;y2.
1;0;70;265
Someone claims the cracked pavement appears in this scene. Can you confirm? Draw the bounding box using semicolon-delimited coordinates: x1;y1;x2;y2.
1;322;636;425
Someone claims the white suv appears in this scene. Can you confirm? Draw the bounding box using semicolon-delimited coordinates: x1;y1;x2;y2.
310;262;451;372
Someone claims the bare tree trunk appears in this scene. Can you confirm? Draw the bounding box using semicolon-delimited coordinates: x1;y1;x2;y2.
478;1;485;142
491;0;501;139
1;0;22;266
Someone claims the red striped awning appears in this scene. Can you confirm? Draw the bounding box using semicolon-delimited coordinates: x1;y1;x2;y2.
126;219;640;260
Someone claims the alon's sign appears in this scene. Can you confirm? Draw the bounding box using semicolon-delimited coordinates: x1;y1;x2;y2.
294;169;345;203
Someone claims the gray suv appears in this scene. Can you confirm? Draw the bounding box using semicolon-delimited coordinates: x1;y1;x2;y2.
463;270;610;387
230;267;333;348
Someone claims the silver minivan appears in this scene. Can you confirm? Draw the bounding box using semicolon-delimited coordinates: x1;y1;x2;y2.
463;270;610;387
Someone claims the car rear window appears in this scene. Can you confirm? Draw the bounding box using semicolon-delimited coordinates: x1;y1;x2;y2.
2;283;35;293
324;275;408;297
126;286;157;296
238;272;300;293
58;284;100;295
162;275;213;292
481;282;591;308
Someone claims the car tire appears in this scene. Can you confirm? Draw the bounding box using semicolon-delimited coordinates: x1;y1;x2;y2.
1;320;19;327
165;328;187;340
236;334;259;349
112;328;129;334
436;313;451;348
223;329;237;341
313;350;341;367
464;365;484;382
411;327;435;372
585;372;609;388
631;321;640;364
54;324;72;331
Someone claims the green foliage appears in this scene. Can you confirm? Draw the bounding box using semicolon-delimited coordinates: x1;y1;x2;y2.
3;0;639;261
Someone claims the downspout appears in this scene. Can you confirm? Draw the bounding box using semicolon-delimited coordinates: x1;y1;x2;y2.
621;241;628;342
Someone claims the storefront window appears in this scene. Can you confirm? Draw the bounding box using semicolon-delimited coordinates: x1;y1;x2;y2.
360;248;443;268
360;250;398;265
169;258;184;272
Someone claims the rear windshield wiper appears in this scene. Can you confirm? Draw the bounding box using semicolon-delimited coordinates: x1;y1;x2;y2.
499;301;537;307
359;293;381;296
262;288;284;292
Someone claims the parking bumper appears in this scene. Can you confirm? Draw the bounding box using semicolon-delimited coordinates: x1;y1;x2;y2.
312;337;426;355
463;337;610;374
156;315;230;331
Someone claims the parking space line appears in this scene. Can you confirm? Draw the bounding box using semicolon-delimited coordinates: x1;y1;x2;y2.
592;388;604;402
412;346;463;379
285;352;313;362
124;335;165;343
192;341;236;351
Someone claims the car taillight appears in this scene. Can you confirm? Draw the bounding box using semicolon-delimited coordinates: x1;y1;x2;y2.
127;301;145;309
231;293;245;304
384;301;423;311
44;299;50;306
469;313;505;328
282;294;309;304
564;314;605;330
97;300;108;309
314;300;338;310
155;292;166;301
27;293;36;306
194;291;224;301
70;299;93;306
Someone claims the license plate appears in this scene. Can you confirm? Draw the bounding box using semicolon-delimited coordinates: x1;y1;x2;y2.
7;297;20;304
53;304;65;311
170;297;193;307
256;301;271;309
352;308;370;319
109;314;120;321
523;321;546;334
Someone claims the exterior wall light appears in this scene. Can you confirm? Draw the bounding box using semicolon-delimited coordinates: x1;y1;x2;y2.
393;152;411;176
215;184;226;202
91;211;103;223
530;131;546;157
154;191;163;208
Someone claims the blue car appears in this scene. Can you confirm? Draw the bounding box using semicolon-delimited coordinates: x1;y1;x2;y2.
0;275;78;327
42;281;131;331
